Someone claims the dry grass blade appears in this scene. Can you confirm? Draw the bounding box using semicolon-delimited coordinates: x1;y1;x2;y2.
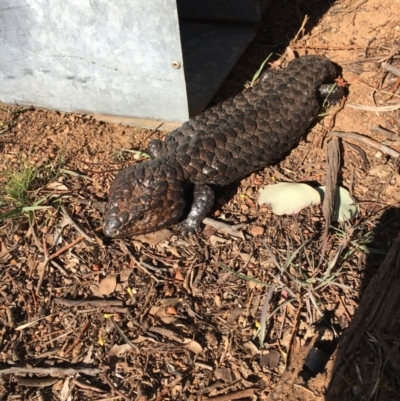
107;316;139;352
346;103;400;112
217;262;274;287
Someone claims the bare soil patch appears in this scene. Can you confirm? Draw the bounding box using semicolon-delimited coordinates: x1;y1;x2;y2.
1;0;400;400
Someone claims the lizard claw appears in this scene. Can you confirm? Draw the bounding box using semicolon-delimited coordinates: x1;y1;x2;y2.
178;218;202;236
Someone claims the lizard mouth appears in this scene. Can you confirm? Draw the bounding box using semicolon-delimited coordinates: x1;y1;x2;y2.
103;210;149;238
103;216;123;238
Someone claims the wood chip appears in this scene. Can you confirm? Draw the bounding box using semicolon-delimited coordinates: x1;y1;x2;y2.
323;138;341;237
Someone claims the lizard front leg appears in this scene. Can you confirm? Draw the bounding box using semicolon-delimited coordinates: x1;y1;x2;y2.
180;184;215;234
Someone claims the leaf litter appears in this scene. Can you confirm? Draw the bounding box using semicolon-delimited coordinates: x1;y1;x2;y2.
1;0;400;400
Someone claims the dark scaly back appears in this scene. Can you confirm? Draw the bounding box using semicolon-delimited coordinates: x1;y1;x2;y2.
162;56;338;185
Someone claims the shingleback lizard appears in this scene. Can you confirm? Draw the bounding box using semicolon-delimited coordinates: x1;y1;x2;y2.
104;55;343;238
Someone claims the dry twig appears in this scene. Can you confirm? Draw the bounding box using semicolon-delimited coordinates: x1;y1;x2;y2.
293;44;378;50
60;204;94;243
381;62;400;77
203;217;245;239
338;56;400;65
14;377;58;387
0;366;100;377
329;131;400;159
118;241;161;282
369;125;398;140
65;319;90;355
53;298;123;307
103;374;131;401
201;389;256;401
72;379;106;393
354;78;400;99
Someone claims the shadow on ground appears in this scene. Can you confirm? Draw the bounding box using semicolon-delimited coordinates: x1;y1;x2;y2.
211;0;338;104
325;206;400;401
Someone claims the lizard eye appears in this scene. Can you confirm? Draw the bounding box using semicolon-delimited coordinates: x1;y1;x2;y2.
136;212;145;222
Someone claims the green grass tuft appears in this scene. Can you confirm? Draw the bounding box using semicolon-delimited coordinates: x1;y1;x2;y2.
0;153;66;223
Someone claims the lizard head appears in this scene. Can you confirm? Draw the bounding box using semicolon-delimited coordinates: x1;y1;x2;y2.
104;159;186;238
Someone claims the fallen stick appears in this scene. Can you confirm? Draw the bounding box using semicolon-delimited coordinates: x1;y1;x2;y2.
0;366;100;377
338;55;400;65
103;374;131;401
118;241;161;283
72;378;106;393
65;319;90;356
53;298;123;307
381;62;400;77
202;388;256;401
14;377;58;387
329;131;400;159
60;204;94;243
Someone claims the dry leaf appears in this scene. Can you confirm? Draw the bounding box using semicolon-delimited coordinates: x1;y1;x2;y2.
260;349;281;368
251;226;265;236
175;270;184;281
0;241;11;262
60;378;72;401
183;338;203;354
202;227;217;237
135;229;172;246
284;46;296;62
83;345;94;364
109;344;133;356
97;274;117;296
167;306;177;315
71;342;83;363
243;341;259;357
149;305;179;324
132;335;157;344
368;164;392;180
46;181;69;191
210;235;230;245
215;368;233;383
120;268;133;282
